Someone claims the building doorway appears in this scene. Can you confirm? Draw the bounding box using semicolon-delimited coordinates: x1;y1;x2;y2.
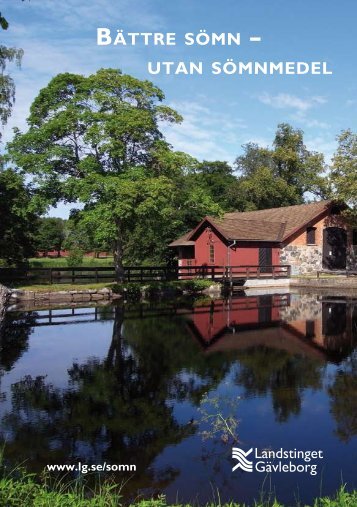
259;247;272;273
322;227;347;270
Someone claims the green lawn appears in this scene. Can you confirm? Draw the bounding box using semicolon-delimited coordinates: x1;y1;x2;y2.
12;282;116;292
29;257;115;268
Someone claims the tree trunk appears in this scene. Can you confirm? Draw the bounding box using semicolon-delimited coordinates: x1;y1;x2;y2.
0;284;10;334
106;305;124;370
113;219;125;282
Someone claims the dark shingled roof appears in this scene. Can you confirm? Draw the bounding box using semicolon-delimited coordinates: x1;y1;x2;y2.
207;217;287;242
169;200;333;246
169;232;195;247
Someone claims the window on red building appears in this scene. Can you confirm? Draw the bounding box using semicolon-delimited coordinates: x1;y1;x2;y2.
209;244;215;263
306;227;316;245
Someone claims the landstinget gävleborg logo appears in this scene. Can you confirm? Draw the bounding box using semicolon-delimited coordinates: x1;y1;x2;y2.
232;448;323;476
232;448;254;472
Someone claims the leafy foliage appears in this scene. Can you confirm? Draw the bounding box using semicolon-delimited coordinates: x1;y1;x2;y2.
188;161;236;209
8;69;181;276
0;169;37;265
330;129;357;220
0;1;25;144
232;124;328;209
8;69;223;275
226;166;301;211
65;247;84;267
35;217;66;255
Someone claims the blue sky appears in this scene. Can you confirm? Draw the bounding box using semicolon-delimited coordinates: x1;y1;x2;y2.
2;0;356;217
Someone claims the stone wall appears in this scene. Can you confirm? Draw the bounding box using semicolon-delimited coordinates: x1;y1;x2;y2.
290;277;357;289
9;287;119;306
279;293;321;322
347;245;357;270
280;245;322;274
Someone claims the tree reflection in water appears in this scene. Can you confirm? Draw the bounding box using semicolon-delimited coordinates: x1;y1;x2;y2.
328;305;357;442
0;311;36;400
0;305;235;498
234;348;324;422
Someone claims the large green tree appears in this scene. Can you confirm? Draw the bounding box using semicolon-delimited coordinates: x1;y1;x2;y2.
235;142;274;177
0;169;37;265
188;160;236;209
64;214;110;257
35;217;66;257
330;129;357;220
226;166;301;211
0;2;24;144
8;69;202;279
0;2;38;267
232;124;328;210
272;123;327;198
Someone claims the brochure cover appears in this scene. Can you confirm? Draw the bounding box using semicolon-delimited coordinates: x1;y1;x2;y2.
0;1;356;506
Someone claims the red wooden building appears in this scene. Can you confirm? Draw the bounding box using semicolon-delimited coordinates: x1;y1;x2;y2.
169;200;356;274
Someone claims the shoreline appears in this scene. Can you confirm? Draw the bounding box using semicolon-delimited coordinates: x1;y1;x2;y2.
7;280;222;309
290;277;357;290
4;275;357;308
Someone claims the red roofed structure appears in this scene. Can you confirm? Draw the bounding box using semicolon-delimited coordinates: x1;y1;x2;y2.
169;200;356;274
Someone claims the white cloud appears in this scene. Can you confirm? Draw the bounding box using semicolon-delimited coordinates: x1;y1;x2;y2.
258;92;327;113
290;113;330;129
256;92;330;132
163;100;247;162
241;135;272;148
305;136;337;163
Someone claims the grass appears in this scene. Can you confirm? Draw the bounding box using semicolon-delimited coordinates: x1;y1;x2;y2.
29;257;115;268
12;282;116;292
11;280;215;295
0;453;355;507
0;469;356;507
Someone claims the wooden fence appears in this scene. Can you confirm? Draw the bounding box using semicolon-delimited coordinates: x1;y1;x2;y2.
7;294;291;327
0;264;291;285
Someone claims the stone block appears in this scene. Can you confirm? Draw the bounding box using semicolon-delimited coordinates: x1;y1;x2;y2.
90;294;105;300
72;294;91;302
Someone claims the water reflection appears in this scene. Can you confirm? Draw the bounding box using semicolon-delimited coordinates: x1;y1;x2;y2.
0;311;36;400
0;305;236;498
0;293;356;503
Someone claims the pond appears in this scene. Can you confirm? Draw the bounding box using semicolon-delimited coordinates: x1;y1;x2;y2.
0;290;356;505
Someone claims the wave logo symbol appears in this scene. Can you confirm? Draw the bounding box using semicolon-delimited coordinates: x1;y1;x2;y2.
232;447;253;472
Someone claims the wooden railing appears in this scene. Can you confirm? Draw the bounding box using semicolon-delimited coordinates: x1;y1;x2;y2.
0;264;291;285
223;265;291;280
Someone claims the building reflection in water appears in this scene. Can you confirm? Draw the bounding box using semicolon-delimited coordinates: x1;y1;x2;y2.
186;292;357;364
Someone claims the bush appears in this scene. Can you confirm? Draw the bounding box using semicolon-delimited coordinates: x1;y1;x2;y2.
110;279;215;301
180;279;213;292
111;282;142;300
66;248;84;267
